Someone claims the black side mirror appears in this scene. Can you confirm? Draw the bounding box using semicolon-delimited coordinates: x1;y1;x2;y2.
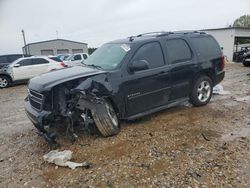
129;60;149;72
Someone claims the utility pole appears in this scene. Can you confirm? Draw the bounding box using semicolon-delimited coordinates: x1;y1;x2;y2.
21;29;27;55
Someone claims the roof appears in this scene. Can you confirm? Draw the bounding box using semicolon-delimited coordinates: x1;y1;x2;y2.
24;39;87;47
202;27;250;31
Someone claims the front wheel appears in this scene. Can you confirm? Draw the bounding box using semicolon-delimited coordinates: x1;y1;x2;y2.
91;100;120;137
189;76;213;106
0;75;11;88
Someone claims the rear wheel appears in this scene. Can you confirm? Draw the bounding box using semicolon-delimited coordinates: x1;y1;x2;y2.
91;100;120;137
0;75;11;88
189;76;213;106
243;61;250;67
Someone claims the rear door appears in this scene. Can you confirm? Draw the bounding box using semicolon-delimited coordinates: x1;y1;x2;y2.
164;38;196;101
30;58;50;76
123;41;171;116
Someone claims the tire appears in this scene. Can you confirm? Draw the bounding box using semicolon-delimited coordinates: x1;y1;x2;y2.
0;75;11;88
243;61;250;67
189;76;213;107
91;100;120;137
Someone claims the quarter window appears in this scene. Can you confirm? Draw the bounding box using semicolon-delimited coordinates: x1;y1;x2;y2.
165;39;192;64
131;42;165;69
191;36;221;58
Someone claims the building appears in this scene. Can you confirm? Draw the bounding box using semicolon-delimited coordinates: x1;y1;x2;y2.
22;39;88;56
203;27;250;61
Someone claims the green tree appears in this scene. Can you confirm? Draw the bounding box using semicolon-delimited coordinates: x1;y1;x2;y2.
233;15;250;27
88;47;97;55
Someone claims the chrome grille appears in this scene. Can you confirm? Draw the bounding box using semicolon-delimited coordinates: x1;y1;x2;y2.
28;89;44;111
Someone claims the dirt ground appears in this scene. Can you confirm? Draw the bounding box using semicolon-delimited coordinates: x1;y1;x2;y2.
0;63;250;187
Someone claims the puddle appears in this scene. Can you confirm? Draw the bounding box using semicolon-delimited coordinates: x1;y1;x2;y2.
221;127;250;142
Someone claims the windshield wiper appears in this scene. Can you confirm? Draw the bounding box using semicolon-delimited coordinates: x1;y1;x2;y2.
83;63;102;69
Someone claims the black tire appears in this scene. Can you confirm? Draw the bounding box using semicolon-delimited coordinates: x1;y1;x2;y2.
0;75;11;88
243;61;250;67
91;100;120;137
189;76;213;107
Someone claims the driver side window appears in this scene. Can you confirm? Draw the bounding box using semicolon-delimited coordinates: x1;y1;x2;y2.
18;59;32;66
131;42;165;70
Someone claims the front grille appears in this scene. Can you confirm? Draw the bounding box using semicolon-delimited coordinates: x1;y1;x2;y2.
28;89;44;111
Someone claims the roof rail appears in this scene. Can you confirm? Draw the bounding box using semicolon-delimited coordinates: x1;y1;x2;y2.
127;30;207;41
136;32;166;37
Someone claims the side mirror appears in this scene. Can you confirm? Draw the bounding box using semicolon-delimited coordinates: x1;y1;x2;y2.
129;60;149;72
14;64;20;68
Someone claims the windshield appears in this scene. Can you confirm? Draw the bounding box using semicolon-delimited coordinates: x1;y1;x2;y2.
84;43;130;70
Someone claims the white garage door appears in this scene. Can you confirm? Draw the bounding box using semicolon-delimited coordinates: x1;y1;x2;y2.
57;49;69;54
41;50;54;55
72;49;83;54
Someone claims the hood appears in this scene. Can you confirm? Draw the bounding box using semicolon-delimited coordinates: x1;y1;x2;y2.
28;66;106;92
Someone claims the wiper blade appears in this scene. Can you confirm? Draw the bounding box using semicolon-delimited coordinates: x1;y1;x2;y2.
84;63;102;69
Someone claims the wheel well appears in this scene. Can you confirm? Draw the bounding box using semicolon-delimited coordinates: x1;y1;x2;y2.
104;97;120;116
194;69;215;86
0;74;12;82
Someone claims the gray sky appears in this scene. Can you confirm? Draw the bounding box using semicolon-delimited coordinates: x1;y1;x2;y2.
0;0;249;54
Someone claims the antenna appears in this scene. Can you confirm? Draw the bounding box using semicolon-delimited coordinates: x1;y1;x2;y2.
56;30;59;39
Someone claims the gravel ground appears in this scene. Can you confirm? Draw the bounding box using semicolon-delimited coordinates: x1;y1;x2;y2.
0;63;250;187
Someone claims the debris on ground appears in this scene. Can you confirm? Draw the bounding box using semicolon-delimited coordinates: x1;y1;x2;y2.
43;150;90;169
234;96;250;102
213;84;230;95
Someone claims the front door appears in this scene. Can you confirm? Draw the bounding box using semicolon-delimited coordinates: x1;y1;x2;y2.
12;59;33;81
123;41;171;117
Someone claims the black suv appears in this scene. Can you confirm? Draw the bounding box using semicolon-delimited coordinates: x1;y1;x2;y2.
0;54;31;68
24;31;225;142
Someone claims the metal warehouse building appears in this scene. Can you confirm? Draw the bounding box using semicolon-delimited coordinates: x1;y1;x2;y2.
203;27;250;61
22;39;88;56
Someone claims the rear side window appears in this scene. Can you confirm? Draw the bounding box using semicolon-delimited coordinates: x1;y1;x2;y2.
32;58;49;65
132;42;165;69
165;39;192;64
191;36;221;58
83;54;88;59
73;55;82;60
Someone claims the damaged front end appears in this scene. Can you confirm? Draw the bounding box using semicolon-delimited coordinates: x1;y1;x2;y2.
25;73;120;144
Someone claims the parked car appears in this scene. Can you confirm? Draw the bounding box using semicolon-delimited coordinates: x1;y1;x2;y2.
233;46;250;62
242;51;250;67
57;54;71;61
0;56;66;88
24;31;225;143
0;54;31;69
64;53;89;66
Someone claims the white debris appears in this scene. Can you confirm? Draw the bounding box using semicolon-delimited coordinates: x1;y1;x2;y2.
213;84;230;95
43;150;88;170
234;96;250;102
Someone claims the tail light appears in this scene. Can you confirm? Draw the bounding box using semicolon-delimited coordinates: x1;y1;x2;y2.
60;62;66;67
220;53;225;70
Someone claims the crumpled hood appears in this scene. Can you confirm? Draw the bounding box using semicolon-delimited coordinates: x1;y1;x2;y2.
28;66;106;92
